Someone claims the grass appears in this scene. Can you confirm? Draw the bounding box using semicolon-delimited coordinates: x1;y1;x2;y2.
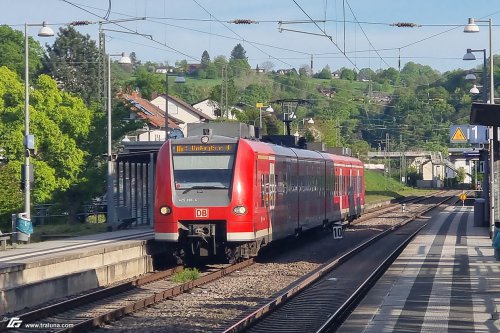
364;169;436;204
30;221;107;242
172;268;200;283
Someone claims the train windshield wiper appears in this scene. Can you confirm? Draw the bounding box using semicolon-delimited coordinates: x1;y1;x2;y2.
182;185;227;194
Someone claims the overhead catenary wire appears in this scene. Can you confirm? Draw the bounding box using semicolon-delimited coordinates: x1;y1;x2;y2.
58;0;482;132
56;1;500;73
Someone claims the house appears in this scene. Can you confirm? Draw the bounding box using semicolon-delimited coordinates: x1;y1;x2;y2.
331;71;340;79
275;68;298;75
155;67;168;74
317;87;335;98
187;64;201;75
150;93;213;136
192;98;239;120
122;92;183;142
255;64;265;73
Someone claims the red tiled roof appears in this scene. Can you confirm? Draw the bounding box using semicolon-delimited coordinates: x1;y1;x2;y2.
122;94;182;129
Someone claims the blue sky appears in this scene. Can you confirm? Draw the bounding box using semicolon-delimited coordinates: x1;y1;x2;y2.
3;0;500;73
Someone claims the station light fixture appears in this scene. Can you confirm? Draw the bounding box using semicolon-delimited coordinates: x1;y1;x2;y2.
24;21;54;220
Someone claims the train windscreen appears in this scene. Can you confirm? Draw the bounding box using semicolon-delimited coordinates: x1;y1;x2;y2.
171;143;236;190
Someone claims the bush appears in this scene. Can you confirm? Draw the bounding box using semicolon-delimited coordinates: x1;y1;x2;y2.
172;268;200;283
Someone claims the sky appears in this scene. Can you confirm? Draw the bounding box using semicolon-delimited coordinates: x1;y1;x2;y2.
3;0;500;73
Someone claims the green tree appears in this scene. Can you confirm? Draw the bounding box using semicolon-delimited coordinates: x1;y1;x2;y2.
318;65;332;79
240;84;272;107
456;167;466;183
0;67;94;219
0;25;45;79
213;55;228;79
230;43;247;60
209;77;238;118
175;59;188;73
44;26;100;106
229;44;250;77
128;67;164;100
201;50;210;68
340;67;357;81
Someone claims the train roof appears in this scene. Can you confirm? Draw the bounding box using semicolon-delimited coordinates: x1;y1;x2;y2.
171;135;363;165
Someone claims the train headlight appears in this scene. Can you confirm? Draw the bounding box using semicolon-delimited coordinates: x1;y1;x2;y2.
159;206;171;215
232;205;247;215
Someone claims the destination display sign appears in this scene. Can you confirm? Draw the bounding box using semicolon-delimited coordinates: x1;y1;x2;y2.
173;143;236;154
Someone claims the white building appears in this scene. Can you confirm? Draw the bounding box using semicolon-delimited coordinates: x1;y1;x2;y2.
150;94;213;136
192;98;239;121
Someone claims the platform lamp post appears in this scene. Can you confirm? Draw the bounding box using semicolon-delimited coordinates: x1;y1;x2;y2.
463;49;487;103
465;18;496;235
23;22;54;220
106;52;131;230
256;103;274;138
165;71;186;140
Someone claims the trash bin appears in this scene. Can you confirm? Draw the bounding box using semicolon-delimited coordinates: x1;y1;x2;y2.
16;213;33;242
474;198;485;227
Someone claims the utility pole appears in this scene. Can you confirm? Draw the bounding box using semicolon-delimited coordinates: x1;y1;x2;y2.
220;66;225;118
386;133;390;180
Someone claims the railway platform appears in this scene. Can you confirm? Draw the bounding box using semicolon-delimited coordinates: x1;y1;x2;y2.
340;205;500;332
0;227;158;315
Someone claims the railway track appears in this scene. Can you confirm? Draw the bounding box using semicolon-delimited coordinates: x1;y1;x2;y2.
221;192;460;333
3;191;463;332
2;260;254;333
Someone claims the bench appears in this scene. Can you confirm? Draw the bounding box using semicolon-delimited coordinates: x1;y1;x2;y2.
0;232;14;251
116;207;137;230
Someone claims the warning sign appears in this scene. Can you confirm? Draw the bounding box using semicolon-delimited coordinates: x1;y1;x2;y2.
450;126;468;143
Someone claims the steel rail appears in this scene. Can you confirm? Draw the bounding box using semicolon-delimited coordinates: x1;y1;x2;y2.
315;194;458;332
52;259;255;333
221;193;457;333
0;265;184;331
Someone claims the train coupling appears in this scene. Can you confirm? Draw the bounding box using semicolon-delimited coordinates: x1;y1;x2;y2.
188;224;216;243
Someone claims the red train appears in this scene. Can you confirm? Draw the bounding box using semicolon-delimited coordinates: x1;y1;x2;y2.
154;134;364;262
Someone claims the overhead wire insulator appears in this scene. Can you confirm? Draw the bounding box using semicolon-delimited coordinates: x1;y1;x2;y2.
229;19;258;24
391;22;421;28
70;20;93;26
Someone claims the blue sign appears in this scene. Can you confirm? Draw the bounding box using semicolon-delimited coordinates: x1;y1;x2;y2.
450;125;468;143
449;125;488;144
469;125;488;144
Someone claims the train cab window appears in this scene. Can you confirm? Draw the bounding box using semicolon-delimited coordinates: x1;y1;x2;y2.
172;154;234;190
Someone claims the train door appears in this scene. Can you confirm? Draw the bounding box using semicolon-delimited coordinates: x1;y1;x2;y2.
268;162;276;236
338;167;343;214
256;157;271;239
348;165;355;219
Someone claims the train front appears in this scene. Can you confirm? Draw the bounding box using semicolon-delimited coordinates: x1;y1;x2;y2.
154;135;248;262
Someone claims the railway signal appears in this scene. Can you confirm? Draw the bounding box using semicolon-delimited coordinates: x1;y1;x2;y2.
459;193;467;206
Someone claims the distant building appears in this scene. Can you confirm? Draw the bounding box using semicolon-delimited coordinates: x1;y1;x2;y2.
150;94;213;136
122;92;183;142
187;64;201;75
275;68;298;75
255;64;265;73
192;99;239;120
155;67;168;74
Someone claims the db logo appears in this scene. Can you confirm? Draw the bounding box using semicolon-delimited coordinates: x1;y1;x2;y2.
195;208;209;218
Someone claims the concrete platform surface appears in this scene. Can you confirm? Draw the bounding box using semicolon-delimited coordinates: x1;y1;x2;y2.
0;227;153;268
340;205;500;333
0;227;157;314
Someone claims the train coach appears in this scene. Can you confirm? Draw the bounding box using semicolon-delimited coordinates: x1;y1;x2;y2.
154;134;364;263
